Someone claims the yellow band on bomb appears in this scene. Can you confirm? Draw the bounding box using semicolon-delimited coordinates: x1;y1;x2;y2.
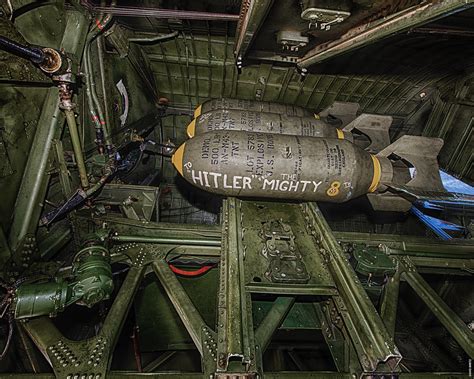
368;154;381;193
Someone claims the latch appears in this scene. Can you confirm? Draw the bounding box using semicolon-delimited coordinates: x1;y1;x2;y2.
260;220;310;284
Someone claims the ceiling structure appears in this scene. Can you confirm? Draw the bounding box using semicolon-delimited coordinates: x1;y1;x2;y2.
0;1;473;378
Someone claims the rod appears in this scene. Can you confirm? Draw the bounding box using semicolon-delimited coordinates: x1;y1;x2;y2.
0;36;44;63
96;36;112;145
80;1;239;21
111;235;221;247
129;31;179;43
64;109;89;188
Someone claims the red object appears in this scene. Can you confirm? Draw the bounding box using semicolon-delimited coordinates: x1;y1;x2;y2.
95;19;104;30
169;264;213;277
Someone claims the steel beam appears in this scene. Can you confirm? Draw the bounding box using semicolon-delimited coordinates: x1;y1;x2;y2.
142;351;177;373
298;0;474;68
264;373;352;379
152;259;208;356
246;283;337;296
380;269;401;338
112;234;221;247
8;88;61;251
84;215;221;240
334;231;474;259
255;297;295;352
399;257;474;358
302;203;401;372
216;198;257;372
234;0;274;59
1;372;471;378
23;266;145;378
8;10;89;251
318;299;358;372
409;257;474;271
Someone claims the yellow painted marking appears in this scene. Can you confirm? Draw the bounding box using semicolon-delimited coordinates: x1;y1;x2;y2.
314;113;320;120
194;104;202;118
326;181;341;197
368;155;381;192
171;143;186;176
336;129;344;139
186;119;196;138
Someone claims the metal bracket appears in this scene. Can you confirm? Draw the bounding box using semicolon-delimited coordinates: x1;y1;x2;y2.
260;220;310;283
22;266;145;378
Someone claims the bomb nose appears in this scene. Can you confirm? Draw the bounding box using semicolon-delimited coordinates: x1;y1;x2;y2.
194;104;202;118
171;142;186;176
186;119;196;138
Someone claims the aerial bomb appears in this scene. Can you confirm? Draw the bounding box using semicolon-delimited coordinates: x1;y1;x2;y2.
187;108;349;140
194;98;314;119
172;130;443;209
172;130;390;203
186;108;393;152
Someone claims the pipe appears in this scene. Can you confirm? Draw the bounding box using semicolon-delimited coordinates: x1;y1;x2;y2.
83;39;106;153
85;43;112;154
96;36;111;142
0;36;44;63
80;0;239;21
128;31;179;43
82;9;115;155
64;109;89;188
111;235;221;247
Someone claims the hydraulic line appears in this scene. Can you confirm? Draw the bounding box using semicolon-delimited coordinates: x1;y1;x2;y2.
83;10;114;154
83;39;106;153
96;36;111;139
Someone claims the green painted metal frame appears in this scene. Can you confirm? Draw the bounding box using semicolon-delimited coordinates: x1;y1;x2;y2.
298;0;474;68
234;0;274;60
22;266;145;378
8;10;89;252
302;203;401;372
3;199;473;377
398;256;474;359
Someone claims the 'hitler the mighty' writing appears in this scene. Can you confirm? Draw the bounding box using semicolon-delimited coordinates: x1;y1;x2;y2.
190;170;322;193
